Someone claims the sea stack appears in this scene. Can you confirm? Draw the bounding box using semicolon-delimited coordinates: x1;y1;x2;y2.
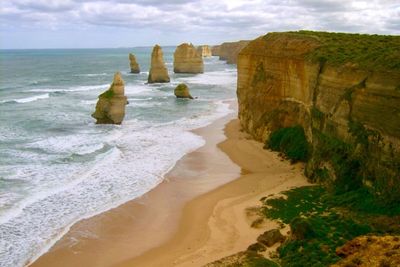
129;53;140;73
148;45;170;83
174;83;193;99
174;43;204;73
91;72;128;124
197;45;212;57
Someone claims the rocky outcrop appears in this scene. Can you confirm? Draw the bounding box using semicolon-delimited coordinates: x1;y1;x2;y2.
173;43;204;73
92;72;128;124
196;45;212;57
217;40;250;64
129;53;140;73
256;229;286;247
174;83;193;99
237;31;400;199
211;45;220;56
333;235;400;267
148;45;170;83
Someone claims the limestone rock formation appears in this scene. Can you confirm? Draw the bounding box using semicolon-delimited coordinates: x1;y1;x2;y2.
129;53;140;73
217;40;249;64
332;235;400;267
174;83;193;99
173;43;204;74
211;45;221;56
196;45;212;57
92;72;128;124
148;45;170;83
237;31;400;199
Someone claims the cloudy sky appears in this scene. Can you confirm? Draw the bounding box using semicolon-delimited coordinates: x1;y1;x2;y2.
0;0;399;49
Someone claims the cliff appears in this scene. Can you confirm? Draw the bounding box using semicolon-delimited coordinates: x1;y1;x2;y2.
92;72;128;124
211;45;220;56
217;40;250;64
148;45;170;83
174;43;204;73
237;31;400;200
197;45;212;57
129;53;140;73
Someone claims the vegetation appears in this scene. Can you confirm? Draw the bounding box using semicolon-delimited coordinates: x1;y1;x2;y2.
100;89;114;99
261;186;400;267
278;30;400;71
266;126;309;163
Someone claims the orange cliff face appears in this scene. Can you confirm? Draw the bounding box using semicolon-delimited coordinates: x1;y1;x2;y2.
214;40;250;64
237;32;400;197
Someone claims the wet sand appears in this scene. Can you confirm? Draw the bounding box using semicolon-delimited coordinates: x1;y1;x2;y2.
30;109;308;267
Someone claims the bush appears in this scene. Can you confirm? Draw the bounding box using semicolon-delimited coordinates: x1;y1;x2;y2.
266;126;309;162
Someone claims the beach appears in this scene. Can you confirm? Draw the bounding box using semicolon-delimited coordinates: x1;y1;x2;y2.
30;102;309;267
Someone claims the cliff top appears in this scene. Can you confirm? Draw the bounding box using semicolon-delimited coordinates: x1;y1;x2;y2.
260;31;400;72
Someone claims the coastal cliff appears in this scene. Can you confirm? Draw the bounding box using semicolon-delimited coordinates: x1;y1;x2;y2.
217;40;250;64
237;31;400;200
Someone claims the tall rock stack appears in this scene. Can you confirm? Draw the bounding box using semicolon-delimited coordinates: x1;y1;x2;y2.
148;45;170;83
129;53;140;73
197;45;212;57
92;72;128;124
174;43;204;74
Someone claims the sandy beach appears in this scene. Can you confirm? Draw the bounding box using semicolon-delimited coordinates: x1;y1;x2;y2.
30;107;309;267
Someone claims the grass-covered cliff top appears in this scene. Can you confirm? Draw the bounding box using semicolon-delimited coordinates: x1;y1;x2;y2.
270;30;400;71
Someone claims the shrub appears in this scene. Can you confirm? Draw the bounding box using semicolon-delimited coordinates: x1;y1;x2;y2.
267;126;309;162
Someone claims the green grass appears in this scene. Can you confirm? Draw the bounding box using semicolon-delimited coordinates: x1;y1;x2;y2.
261;185;400;267
270;30;400;71
266;126;309;163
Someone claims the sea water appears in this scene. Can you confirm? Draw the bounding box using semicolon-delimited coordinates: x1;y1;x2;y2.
0;47;237;267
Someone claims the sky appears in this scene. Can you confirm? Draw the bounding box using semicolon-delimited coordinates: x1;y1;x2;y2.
0;0;399;49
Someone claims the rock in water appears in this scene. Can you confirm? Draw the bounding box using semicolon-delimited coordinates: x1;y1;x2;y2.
148;45;170;83
174;83;193;99
129;53;140;73
197;45;212;57
92;72;128;124
174;43;204;73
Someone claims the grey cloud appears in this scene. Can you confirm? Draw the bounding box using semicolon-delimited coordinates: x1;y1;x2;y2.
1;0;399;37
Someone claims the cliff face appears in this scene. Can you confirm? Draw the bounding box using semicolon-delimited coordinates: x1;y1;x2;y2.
148;45;170;83
218;40;250;64
92;72;128;124
238;32;400;198
174;43;204;73
197;45;212;57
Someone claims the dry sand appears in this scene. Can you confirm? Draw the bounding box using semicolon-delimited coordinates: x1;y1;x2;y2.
30;111;309;267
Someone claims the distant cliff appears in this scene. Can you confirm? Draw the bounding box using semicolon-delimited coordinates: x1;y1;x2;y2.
212;40;250;64
237;31;400;201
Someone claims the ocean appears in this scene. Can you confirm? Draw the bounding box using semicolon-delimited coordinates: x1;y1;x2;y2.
0;47;237;267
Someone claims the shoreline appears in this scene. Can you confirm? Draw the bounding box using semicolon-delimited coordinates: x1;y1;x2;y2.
116;119;309;267
30;105;309;267
30;104;241;267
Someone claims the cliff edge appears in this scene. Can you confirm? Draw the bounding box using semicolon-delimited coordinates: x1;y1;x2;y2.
237;31;400;201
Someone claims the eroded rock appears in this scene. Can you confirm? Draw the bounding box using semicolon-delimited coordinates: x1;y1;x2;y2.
92;72;128;124
148;45;170;83
174;43;204;74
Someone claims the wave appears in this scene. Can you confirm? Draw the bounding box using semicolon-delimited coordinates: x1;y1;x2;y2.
30;84;110;93
74;73;108;77
0;93;50;104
